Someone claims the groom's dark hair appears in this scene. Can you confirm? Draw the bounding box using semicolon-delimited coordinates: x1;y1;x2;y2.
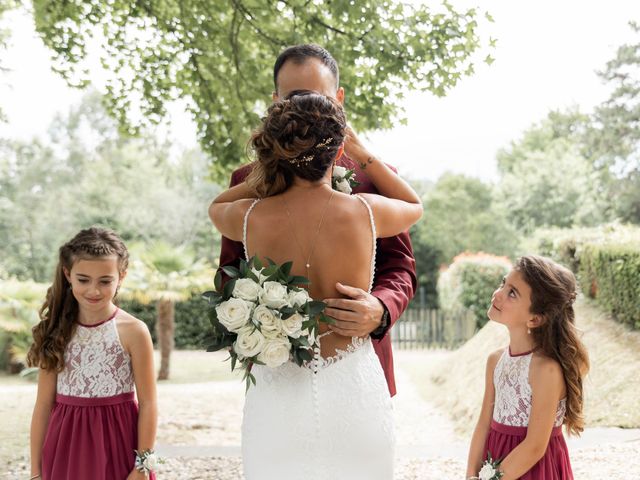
273;44;339;90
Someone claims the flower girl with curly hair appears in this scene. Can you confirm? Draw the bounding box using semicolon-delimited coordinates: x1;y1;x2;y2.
28;227;158;480
466;255;589;480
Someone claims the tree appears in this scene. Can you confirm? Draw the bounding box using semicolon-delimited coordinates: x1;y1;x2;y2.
415;173;518;264
590;21;640;222
496;111;611;232
0;0;19;123
0;91;220;281
123;242;213;380
32;0;491;178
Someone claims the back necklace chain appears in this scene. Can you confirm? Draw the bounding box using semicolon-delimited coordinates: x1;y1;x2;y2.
280;190;335;278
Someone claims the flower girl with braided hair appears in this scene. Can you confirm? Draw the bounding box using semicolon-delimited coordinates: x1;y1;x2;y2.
28;227;158;480
466;255;589;480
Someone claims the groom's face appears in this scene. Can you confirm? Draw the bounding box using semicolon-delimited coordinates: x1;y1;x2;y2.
273;58;345;104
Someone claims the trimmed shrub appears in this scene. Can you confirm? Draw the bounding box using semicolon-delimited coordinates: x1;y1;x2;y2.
579;242;640;329
119;295;211;349
525;224;640;329
438;252;512;329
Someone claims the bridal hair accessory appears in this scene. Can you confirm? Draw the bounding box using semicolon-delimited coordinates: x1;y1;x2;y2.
289;137;334;166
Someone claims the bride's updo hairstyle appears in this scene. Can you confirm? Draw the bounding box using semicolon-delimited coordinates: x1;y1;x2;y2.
247;90;346;197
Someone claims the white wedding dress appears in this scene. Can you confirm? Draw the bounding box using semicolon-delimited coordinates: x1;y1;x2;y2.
241;195;395;480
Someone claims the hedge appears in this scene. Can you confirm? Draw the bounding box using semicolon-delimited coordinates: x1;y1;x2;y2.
526;225;640;329
119;295;211;349
438;252;512;329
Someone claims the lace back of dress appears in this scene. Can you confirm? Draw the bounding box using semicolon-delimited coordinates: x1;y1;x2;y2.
57;320;134;398
243;199;261;261
353;194;377;293
493;349;567;427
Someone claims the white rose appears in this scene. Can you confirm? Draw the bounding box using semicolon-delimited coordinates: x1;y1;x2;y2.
260;281;290;308
143;453;159;471
478;463;497;480
288;288;310;308
216;298;252;333
282;313;305;338
234;325;266;358
232;278;262;301
253;304;282;338
333;165;347;178
258;336;291;368
336;178;351;194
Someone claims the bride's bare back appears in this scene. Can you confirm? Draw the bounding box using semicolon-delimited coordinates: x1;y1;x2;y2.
242;185;374;358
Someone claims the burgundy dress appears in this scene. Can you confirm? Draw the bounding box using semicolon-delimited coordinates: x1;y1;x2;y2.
41;309;156;480
484;348;573;479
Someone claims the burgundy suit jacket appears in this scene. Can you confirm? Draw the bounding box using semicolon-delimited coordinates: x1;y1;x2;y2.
216;155;417;396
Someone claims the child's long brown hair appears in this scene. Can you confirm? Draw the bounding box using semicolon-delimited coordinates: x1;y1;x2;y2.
516;255;589;435
27;227;129;371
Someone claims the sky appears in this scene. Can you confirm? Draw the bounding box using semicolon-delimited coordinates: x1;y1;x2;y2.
1;1;639;182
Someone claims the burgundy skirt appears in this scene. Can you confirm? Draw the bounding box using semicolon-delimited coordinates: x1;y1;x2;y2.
485;420;573;480
42;392;157;480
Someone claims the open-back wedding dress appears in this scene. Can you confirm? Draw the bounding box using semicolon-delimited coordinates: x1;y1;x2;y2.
241;195;395;480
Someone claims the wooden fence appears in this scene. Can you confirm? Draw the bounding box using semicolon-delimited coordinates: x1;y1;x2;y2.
390;308;476;349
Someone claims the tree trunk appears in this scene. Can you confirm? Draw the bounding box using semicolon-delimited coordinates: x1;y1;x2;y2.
156;298;175;380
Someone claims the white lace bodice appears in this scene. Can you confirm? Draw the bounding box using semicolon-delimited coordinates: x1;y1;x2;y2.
57;311;134;398
492;348;566;427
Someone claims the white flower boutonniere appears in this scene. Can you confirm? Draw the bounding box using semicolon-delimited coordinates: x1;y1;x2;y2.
332;165;360;194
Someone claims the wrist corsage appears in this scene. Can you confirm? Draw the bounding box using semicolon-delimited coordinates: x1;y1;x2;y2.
332;165;360;194
134;449;162;475
470;452;503;480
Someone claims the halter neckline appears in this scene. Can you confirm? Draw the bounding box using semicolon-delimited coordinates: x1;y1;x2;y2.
508;346;535;357
77;307;119;328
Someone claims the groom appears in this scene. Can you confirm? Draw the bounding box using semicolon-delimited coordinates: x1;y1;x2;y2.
217;44;417;397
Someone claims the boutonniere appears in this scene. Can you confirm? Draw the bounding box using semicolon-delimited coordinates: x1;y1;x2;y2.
332;165;360;194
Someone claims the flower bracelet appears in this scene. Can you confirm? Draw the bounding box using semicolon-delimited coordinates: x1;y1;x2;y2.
134;448;161;475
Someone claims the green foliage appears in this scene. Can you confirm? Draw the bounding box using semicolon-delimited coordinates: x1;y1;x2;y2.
593;21;640;170
438;252;511;329
496;110;610;233
578;243;640;329
525;224;640;329
32;0;491;178
0;279;47;372
119;296;213;348
0;92;220;282
0;0;19;123
416;173;518;264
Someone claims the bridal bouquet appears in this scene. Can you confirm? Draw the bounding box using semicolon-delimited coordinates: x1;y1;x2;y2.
203;256;331;390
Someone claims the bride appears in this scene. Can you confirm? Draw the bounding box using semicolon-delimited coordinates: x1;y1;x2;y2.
209;90;422;480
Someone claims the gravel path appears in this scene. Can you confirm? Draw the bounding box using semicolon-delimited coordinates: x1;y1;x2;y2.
2;350;639;479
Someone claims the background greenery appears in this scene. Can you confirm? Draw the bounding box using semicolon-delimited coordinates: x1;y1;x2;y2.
1;2;639;374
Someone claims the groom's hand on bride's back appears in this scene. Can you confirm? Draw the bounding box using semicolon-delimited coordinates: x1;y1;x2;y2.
323;282;384;337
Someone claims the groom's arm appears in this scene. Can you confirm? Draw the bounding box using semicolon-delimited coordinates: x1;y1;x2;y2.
369;232;417;339
217;165;254;284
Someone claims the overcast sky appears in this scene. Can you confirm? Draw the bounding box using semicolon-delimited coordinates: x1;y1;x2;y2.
1;1;639;182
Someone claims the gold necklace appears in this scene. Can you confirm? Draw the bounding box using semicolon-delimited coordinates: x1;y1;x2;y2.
281;190;335;277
